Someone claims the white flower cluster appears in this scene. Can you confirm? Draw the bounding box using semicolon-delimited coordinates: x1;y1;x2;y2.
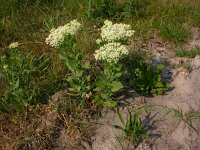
45;20;81;48
95;20;134;63
9;42;19;49
94;42;128;63
100;20;135;42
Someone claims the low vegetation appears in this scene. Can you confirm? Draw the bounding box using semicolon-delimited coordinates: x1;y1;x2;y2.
114;108;148;146
0;0;199;149
175;47;200;58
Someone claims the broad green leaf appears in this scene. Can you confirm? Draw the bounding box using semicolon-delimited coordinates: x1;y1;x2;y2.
58;51;67;60
86;75;91;82
103;100;117;107
111;81;123;92
65;56;76;72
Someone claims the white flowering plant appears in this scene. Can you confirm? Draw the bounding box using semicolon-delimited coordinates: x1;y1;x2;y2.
45;20;136;108
94;43;127;106
46;20;93;102
93;21;134;106
46;20;85;75
93;20;135;107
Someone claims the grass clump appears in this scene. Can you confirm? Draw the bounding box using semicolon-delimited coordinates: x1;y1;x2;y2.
114;108;148;146
152;1;200;43
175;63;192;71
167;107;200;132
121;0;151;18
87;0;117;19
158;20;189;44
86;0;151;23
175;47;200;58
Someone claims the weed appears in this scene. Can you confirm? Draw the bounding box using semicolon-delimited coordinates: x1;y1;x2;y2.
175;63;192;71
1;0;200;149
0;45;66;114
152;1;195;43
155;18;189;43
86;0;152;22
114;108;148;146
123;51;170;96
0;18;5;33
87;0;117;19
175;47;200;58
187;110;200;121
94;62;124;107
167;107;198;132
122;0;151;18
48;20;129;108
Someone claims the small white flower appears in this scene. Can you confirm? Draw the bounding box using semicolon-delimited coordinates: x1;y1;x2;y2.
94;42;128;63
45;20;81;48
96;39;102;45
9;42;19;49
3;65;8;69
100;20;135;42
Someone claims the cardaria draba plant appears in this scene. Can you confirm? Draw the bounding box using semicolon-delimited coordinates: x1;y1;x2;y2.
46;20;92;106
94;20;135;107
45;20;136;108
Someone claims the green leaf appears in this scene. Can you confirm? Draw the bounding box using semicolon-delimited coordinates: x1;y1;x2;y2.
111;81;123;92
113;125;124;130
154;82;163;88
103;100;117;107
115;72;122;78
58;51;67;60
15;78;20;89
157;64;163;72
117;107;125;126
65;56;76;72
86;75;91;82
58;51;77;72
101;93;110;99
